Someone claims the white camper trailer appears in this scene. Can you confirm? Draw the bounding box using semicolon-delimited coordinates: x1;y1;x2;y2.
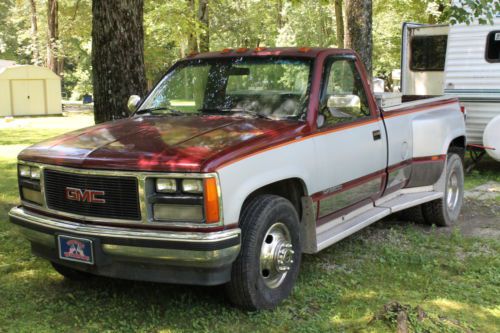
400;18;500;164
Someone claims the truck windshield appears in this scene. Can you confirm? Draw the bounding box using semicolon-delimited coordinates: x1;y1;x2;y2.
138;57;312;120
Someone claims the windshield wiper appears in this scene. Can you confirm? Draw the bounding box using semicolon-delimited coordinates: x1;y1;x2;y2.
135;106;184;116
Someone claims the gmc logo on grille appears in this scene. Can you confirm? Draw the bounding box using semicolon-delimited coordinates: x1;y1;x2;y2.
65;187;106;204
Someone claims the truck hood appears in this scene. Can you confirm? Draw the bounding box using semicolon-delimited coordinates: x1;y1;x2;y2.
18;115;307;172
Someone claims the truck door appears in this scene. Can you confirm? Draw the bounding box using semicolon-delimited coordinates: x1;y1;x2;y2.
312;55;387;223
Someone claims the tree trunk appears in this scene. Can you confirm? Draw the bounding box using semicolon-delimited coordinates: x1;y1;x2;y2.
47;0;59;74
92;0;147;123
187;0;197;52
29;0;41;65
198;0;209;52
345;0;372;78
334;0;344;48
277;0;283;30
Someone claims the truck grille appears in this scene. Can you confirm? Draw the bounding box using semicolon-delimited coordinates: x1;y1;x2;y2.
44;169;141;220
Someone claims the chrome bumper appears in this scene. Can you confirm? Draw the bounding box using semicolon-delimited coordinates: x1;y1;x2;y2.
9;206;241;269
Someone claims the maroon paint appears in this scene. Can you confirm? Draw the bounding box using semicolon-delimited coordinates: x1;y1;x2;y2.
310;154;446;223
18;115;307;173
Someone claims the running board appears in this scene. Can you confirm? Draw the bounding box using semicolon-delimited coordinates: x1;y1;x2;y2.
315;191;443;252
377;191;443;213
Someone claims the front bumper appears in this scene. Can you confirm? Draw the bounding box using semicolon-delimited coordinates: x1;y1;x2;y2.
9;206;241;285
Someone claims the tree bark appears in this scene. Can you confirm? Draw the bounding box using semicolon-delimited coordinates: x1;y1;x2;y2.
187;0;197;53
92;0;147;123
345;0;372;78
277;0;283;30
29;0;41;65
198;0;209;52
334;0;344;48
47;0;60;74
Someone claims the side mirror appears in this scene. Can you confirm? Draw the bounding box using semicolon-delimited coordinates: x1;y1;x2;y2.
326;95;360;118
127;95;141;113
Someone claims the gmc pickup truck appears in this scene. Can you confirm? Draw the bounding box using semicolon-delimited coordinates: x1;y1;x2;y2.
9;47;466;310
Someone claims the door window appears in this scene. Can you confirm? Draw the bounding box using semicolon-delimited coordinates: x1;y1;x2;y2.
320;59;371;127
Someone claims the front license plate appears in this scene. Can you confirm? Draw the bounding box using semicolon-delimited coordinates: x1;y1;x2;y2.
57;235;94;265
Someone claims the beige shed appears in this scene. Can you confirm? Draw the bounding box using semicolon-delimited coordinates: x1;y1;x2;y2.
0;64;62;116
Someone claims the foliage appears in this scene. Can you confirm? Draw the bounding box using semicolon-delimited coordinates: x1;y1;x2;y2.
449;0;500;25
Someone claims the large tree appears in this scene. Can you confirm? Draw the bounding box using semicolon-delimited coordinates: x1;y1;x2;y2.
29;0;41;65
92;0;147;123
334;0;344;48
345;0;372;77
198;0;209;52
47;0;60;74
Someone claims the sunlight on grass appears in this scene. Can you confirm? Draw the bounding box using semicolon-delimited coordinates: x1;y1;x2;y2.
430;298;465;311
0;145;27;159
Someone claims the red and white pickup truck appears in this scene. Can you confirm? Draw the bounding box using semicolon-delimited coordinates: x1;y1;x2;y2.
10;47;466;310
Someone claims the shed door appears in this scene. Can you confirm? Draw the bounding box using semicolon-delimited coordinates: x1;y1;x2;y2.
12;80;46;116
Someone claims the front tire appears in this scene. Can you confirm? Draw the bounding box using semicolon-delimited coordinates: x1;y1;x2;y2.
422;153;464;226
225;195;301;310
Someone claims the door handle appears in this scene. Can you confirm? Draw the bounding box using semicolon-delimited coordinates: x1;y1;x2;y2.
372;130;381;141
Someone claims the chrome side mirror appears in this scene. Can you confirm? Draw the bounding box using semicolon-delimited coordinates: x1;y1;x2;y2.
127;95;141;113
327;95;360;118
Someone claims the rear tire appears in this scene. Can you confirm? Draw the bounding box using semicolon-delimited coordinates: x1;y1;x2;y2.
225;194;301;311
421;153;464;226
51;262;92;281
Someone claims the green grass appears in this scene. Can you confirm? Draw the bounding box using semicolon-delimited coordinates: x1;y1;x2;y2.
0;119;499;332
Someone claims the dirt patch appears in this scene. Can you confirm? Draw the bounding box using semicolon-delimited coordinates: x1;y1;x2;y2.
454;200;500;239
465;181;500;201
372;198;499;241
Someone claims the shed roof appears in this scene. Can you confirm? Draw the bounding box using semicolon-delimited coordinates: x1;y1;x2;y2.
0;59;16;69
0;64;60;80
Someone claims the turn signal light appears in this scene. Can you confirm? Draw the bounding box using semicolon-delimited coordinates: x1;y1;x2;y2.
204;178;220;223
236;47;249;53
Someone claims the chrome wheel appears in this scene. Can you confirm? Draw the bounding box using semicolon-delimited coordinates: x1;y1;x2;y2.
259;222;295;289
447;170;460;211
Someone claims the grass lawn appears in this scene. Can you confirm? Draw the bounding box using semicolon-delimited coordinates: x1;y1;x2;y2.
0;116;499;332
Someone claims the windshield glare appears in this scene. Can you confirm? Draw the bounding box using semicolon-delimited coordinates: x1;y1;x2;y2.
139;57;312;120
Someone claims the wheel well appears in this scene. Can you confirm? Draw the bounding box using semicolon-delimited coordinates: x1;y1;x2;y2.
448;136;466;159
241;178;307;220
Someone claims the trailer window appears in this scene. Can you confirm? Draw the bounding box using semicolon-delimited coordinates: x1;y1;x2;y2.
486;31;500;63
410;35;447;71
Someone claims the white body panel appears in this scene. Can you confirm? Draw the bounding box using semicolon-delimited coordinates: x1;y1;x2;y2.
384;97;464;158
217;138;318;226
313;121;386;186
217;97;464;226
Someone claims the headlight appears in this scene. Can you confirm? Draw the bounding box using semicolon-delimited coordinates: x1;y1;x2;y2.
156;178;177;193
30;167;41;179
19;165;31;178
19;165;40;179
182;179;203;194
